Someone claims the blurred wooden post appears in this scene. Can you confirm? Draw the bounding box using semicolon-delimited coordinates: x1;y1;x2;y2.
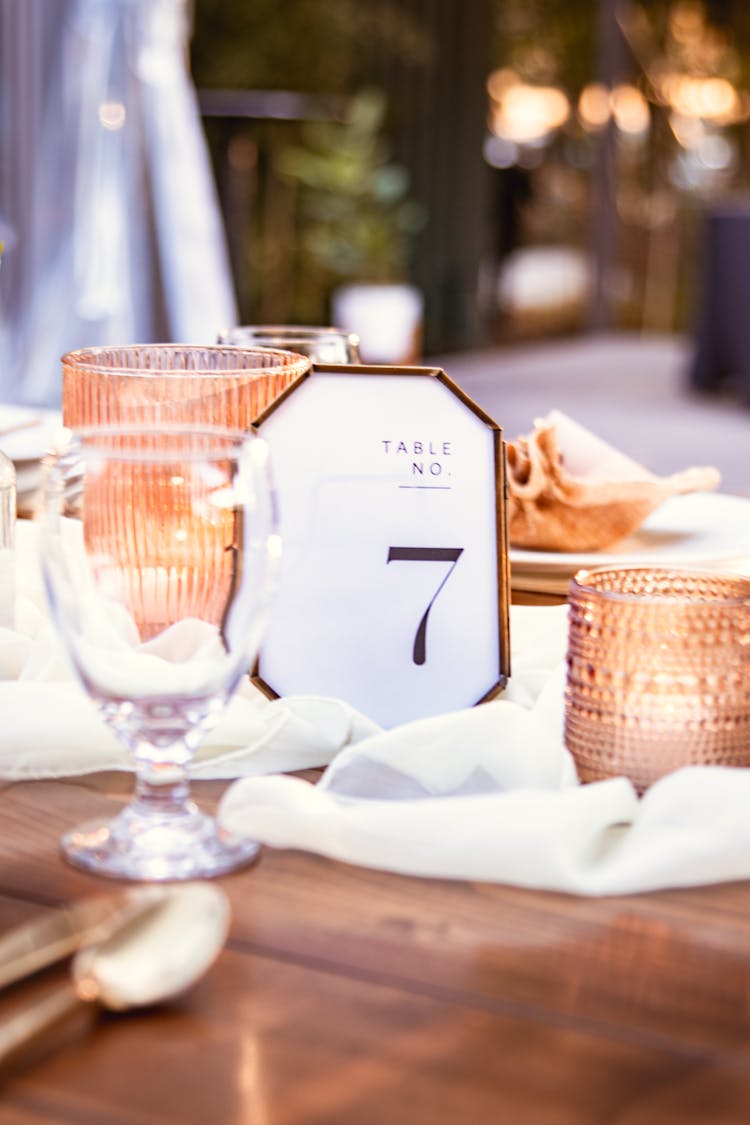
588;0;628;331
197;90;345;327
366;0;495;355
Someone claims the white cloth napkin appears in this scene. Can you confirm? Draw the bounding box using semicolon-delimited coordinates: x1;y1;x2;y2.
219;594;750;896
221;750;750;896
1;521;377;779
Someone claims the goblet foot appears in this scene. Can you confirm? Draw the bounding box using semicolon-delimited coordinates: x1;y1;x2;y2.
60;801;260;882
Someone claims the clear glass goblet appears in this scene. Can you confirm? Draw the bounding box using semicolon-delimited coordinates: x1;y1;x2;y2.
217;325;361;364
38;424;280;881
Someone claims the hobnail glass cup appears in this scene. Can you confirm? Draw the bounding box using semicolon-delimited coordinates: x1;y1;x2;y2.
565;566;750;793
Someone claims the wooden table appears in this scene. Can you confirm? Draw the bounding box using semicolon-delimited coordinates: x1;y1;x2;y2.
2;773;750;1122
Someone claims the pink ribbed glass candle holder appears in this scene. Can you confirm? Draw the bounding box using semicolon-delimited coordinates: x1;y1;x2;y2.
60;345;303;641
62;344;310;430
565;566;750;793
81;449;239;640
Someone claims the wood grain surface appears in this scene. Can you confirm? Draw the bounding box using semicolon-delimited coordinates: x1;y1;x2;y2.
0;772;749;1123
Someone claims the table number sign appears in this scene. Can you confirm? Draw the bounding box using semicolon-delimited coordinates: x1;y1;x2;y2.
254;364;511;728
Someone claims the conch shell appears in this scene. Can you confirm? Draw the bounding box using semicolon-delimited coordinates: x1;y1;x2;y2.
507;411;721;552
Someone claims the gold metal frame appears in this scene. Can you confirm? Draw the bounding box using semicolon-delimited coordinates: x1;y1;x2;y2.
252;362;511;707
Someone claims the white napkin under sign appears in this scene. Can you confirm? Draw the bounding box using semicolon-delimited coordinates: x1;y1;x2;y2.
217;584;750;896
220;712;750;897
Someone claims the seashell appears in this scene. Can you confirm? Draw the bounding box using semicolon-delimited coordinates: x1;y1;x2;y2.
507;410;721;552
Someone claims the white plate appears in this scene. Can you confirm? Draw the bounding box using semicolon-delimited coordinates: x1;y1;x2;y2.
0;406;63;462
509;492;750;576
14;463;43;495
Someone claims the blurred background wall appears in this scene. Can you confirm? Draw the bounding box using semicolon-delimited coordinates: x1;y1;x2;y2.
3;0;750;399
191;0;750;353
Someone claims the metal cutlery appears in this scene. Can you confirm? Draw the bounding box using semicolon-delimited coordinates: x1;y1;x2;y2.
0;887;169;992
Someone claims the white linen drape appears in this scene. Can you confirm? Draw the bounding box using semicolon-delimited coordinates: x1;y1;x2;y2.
0;0;236;405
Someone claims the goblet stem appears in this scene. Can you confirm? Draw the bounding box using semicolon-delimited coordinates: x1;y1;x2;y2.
59;747;261;883
132;754;194;819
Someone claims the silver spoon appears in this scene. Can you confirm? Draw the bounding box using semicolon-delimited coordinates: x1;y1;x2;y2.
0;882;230;1065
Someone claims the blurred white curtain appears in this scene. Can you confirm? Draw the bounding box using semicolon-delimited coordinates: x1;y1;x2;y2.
0;0;237;406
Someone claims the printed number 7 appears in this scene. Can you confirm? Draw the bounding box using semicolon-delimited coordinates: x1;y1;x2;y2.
387;547;464;666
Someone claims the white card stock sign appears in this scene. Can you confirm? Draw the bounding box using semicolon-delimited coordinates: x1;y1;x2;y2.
254;365;510;728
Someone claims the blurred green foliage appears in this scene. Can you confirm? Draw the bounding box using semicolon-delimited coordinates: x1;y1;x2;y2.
190;0;431;324
276;90;425;285
191;0;750;335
